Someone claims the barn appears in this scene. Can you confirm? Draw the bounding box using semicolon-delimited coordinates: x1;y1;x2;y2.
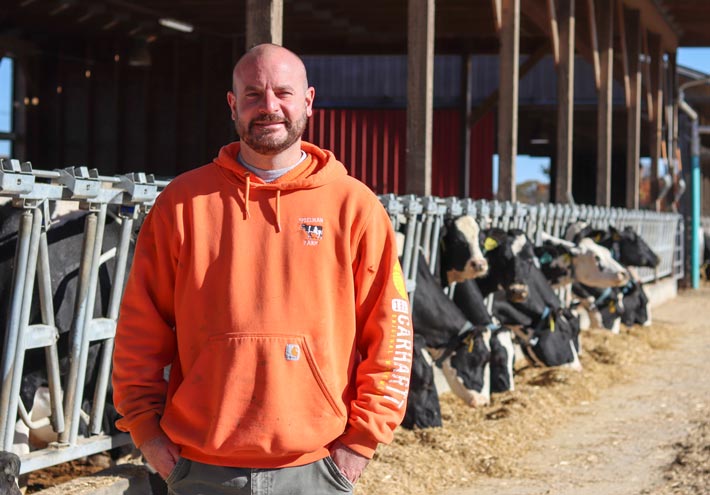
2;1;710;494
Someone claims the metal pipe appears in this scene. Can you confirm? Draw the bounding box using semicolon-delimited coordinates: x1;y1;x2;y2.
59;211;99;445
68;203;108;444
678;84;704;289
90;215;133;434
0;210;33;449
37;229;65;434
3;208;42;449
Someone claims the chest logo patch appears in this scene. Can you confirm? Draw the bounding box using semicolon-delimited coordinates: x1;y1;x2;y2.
299;217;324;246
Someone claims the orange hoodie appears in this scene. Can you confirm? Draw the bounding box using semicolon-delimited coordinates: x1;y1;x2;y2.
112;141;413;468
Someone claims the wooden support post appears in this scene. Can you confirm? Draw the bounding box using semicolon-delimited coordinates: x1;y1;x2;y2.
491;0;502;32
547;0;560;65
554;0;574;204
497;0;520;202
586;0;601;90
406;0;435;196
460;53;473;198
625;8;641;210
596;0;613;206
648;33;663;209
246;0;283;48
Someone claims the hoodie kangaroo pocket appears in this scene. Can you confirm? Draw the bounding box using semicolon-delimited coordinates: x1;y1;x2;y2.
162;333;346;457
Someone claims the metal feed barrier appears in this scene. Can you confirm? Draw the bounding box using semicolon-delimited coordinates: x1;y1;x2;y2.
379;195;684;305
0;158;169;474
0;158;683;476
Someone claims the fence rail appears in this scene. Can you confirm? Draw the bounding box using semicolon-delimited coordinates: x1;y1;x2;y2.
0;158;683;475
380;194;684;303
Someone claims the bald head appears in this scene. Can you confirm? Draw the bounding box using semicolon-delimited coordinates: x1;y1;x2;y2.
226;43;315;164
232;44;309;94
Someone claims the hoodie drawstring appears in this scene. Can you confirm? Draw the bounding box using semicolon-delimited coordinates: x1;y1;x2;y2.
275;189;282;233
243;172;282;233
244;173;251;220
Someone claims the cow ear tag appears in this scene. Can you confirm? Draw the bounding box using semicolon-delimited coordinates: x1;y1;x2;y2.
539;252;553;265
484;237;499;252
549;314;555;332
563;253;572;263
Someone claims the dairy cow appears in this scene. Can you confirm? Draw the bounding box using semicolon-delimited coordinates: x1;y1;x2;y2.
451;279;516;393
410;255;491;410
401;335;442;429
0;451;22;495
475;228;538;302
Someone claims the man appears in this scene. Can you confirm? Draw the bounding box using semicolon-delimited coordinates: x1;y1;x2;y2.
112;43;413;494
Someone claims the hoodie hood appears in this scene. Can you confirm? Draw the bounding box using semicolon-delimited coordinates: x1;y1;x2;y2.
214;140;348;191
213;141;348;232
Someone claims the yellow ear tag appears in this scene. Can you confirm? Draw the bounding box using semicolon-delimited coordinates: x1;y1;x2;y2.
609;300;616;314
549;315;555;332
563;253;572;264
467;334;475;353
484;237;499;252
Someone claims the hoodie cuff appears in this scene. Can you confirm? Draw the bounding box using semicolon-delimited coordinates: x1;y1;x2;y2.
116;413;165;449
337;427;380;459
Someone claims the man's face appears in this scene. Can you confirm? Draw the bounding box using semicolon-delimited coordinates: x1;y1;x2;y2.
227;51;314;155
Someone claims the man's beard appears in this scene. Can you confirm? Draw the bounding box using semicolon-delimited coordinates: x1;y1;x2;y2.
236;112;308;155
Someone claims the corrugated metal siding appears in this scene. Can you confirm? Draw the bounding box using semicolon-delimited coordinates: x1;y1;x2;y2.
304;54;624;108
306;108;494;198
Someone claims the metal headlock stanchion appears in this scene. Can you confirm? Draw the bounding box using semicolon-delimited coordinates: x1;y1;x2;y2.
0;158;166;474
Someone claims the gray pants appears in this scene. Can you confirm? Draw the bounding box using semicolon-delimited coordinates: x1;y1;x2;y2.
166;457;354;495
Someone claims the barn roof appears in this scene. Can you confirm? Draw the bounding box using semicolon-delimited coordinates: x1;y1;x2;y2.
2;0;708;61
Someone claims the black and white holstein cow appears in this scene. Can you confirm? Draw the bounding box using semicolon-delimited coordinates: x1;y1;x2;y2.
0;451;22;495
402;214;493;427
473;229;582;371
410;254;491;414
0;202;130;455
563;222;656;330
451;279;516;394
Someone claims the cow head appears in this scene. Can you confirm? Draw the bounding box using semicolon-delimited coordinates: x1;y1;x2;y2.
607;226;660;268
513;309;582;370
481;228;536;302
440;215;488;284
489;327;516;394
574;238;630;288
534;242;576;287
438;327;492;408
402;335;442;429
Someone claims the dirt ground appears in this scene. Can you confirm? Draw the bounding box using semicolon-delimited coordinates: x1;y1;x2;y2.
24;284;710;495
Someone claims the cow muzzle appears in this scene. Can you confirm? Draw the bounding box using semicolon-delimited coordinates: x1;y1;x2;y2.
506;283;529;302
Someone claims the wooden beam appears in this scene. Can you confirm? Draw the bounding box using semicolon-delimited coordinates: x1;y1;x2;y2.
469;43;548;127
617;0;630;109
491;0;502;32
497;0;520;202
554;0;574;204
546;0;560;65
620;0;679;52
596;0;613;207
245;0;283;48
648;32;664;209
642;28;654;122
625;7;642;210
405;0;435;196
586;0;601;90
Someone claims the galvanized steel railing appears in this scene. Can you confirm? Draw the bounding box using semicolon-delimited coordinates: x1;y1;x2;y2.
0;158;168;474
380;195;684;300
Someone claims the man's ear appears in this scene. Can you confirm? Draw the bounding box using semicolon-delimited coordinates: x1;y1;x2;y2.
227;91;237;120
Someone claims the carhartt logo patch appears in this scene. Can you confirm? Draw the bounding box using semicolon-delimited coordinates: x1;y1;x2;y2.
285;344;301;361
298;217;324;246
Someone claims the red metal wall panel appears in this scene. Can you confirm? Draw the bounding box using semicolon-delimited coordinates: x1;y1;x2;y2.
305;108;493;198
